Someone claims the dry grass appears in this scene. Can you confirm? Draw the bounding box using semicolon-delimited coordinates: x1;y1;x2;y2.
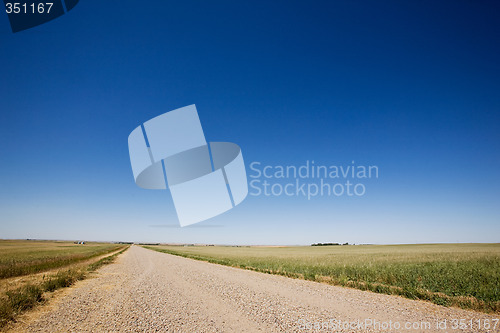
0;240;129;328
0;240;122;279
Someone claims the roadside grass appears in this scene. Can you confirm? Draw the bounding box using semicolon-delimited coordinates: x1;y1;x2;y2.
143;243;500;313
0;241;129;329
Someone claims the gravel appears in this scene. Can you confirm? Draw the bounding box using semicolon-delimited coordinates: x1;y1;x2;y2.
9;245;499;332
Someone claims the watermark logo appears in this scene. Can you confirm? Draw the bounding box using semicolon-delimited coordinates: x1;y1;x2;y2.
4;0;80;33
249;160;378;200
128;105;248;227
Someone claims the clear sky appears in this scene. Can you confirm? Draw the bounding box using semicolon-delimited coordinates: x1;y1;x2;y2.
0;1;499;245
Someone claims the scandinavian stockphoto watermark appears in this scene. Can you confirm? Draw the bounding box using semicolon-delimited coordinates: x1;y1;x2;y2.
128;106;376;225
297;318;499;331
249;160;378;200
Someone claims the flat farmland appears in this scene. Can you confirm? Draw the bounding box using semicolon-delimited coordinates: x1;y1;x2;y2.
0;240;128;328
2;243;498;332
0;240;124;279
10;246;500;332
145;243;500;313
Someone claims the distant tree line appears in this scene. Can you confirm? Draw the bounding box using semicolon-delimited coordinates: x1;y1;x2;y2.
311;242;349;246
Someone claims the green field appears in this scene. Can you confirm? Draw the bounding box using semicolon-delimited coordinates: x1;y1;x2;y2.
0;240;128;328
144;243;500;313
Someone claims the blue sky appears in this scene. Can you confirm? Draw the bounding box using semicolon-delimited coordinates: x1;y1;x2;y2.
0;0;499;244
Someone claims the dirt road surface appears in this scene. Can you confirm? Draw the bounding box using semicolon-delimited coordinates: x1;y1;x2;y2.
8;245;499;332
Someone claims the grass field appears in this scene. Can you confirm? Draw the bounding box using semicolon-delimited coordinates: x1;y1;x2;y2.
0;240;128;328
144;243;500;313
0;240;124;279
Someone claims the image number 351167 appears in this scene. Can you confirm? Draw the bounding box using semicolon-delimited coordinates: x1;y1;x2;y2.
5;2;54;14
3;0;80;33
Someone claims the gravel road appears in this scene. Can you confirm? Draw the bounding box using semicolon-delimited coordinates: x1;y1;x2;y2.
10;245;499;332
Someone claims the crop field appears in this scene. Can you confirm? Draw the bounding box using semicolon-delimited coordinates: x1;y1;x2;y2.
0;240;128;328
0;240;124;279
145;243;500;313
